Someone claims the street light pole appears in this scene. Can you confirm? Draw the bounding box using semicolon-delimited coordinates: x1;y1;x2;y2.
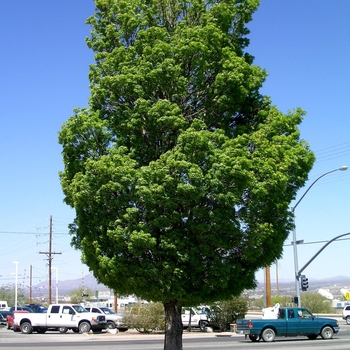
291;166;348;307
51;267;58;304
13;261;18;311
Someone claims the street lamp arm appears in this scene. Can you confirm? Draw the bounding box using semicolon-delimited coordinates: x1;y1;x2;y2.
297;232;350;277
291;166;348;213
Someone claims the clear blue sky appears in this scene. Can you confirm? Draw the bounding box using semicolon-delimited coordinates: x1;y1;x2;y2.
1;1;350;296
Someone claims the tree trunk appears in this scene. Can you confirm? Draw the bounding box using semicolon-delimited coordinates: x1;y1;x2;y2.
163;301;183;350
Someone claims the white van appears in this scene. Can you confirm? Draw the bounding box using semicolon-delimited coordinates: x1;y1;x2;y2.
0;301;8;309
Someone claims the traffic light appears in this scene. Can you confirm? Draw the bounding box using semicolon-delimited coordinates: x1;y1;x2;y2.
292;296;298;304
300;275;309;291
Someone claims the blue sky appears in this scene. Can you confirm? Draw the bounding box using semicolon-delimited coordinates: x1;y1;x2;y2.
1;1;350;297
248;1;350;287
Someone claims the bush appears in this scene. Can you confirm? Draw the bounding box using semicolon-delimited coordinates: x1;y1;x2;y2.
300;293;333;314
68;287;94;304
122;301;165;333
207;297;248;331
0;287;27;306
271;295;295;307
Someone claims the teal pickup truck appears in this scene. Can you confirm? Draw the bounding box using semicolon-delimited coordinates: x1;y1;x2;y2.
236;307;339;342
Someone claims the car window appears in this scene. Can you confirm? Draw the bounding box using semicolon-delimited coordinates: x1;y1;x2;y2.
277;309;285;319
297;309;313;318
50;306;60;314
62;306;75;315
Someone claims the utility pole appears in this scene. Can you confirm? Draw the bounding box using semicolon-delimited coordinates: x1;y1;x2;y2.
265;265;271;307
276;260;279;297
114;293;118;313
30;265;32;303
39;216;61;304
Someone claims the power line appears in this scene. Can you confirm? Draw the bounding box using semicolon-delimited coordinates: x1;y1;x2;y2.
313;141;350;163
0;231;69;235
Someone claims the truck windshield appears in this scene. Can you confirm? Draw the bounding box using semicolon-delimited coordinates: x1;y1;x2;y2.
72;305;88;313
100;307;115;315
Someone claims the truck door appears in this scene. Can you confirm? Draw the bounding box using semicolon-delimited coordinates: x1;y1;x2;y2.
181;309;190;327
60;306;78;328
295;308;319;334
47;305;77;328
189;309;200;327
46;305;61;327
181;308;198;327
285;308;299;334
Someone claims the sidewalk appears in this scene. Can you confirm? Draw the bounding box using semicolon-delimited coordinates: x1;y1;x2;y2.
83;329;241;341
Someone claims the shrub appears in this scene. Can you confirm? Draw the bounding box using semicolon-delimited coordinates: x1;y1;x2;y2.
300;293;333;314
122;301;165;333
208;297;248;331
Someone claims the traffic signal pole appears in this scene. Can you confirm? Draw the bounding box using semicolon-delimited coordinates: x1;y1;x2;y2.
297;232;350;291
291;166;348;307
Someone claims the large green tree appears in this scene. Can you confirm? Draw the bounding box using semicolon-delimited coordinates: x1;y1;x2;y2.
59;0;315;348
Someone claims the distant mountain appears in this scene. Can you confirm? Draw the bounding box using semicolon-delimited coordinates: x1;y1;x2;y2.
32;273;110;297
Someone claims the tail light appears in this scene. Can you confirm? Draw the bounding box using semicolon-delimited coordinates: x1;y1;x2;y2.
248;321;253;329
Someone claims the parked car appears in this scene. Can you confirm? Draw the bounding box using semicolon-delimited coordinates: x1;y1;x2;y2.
25;304;48;313
7;310;30;331
0;312;8;326
342;305;350;324
0;301;9;309
0;310;11;325
9;306;34;313
85;306;128;331
7;307;33;331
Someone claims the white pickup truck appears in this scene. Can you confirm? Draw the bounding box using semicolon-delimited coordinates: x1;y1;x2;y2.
181;308;210;331
85;306;128;331
13;304;106;334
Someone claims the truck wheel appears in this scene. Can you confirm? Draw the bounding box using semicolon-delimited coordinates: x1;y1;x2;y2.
106;321;116;329
59;327;68;333
346;317;350;325
79;321;91;334
199;320;210;332
321;326;333;339
261;328;275;342
20;322;33;334
249;334;260;342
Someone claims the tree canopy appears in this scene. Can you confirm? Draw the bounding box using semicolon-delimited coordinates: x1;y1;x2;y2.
59;0;314;348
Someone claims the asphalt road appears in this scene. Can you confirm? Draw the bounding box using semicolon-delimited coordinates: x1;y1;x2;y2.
1;321;350;350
